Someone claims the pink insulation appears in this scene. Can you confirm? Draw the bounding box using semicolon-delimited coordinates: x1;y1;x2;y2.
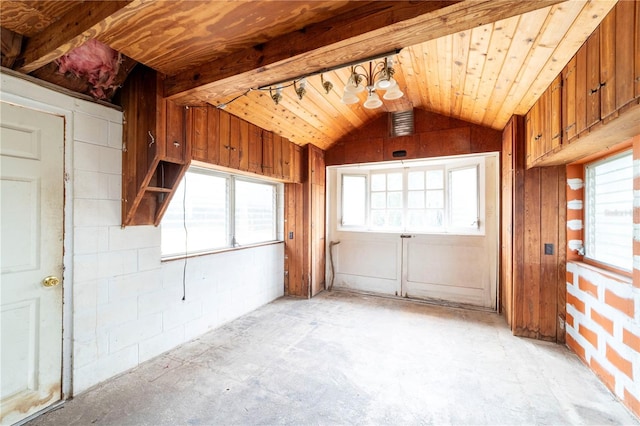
55;39;122;100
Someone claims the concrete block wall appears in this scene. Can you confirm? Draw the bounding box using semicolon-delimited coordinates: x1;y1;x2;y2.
1;72;285;396
565;136;640;418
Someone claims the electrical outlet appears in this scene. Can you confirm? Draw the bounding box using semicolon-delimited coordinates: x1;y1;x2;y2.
289;231;294;239
544;243;554;255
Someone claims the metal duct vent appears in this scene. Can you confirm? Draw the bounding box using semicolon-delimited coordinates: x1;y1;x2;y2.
390;109;414;137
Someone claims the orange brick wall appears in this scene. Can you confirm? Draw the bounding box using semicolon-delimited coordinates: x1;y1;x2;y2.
565;135;640;418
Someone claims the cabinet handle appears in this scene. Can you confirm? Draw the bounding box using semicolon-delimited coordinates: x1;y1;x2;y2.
599;81;607;88
148;131;155;147
590;87;599;95
224;145;230;150
173;141;180;147
230;147;237;151
534;134;542;141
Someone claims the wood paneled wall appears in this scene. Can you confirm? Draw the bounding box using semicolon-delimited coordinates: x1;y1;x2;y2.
325;108;501;166
502;115;567;343
284;144;326;298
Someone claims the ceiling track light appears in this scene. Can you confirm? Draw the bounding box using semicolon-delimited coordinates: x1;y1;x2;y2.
215;49;401;109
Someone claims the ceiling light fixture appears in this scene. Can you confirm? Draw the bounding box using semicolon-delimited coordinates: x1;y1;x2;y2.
215;49;401;109
341;57;403;109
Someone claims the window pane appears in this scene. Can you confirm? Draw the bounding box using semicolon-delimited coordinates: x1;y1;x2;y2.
408;191;424;208
387;210;403;228
450;167;478;228
387;173;403;190
408;210;427;229
586;152;632;270
426;169;443;189
371;192;386;209
387;191;402;208
408;171;424;190
342;175;366;226
426;209;444;228
186;173;228;252
371;210;386;227
371;174;386;191
161;171;228;257
426;190;444;208
235;180;276;245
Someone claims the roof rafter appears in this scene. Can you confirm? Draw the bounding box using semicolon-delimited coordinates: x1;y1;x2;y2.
164;0;563;105
16;0;135;73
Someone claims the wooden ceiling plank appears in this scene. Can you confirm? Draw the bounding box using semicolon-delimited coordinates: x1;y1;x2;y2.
450;29;472;118
437;35;453;117
397;46;427;111
472;19;519;126
0;1;79;38
16;1;136;73
459;23;493;122
484;6;551;128
425;39;442;112
477;15;525;127
165;0;563;104
225;91;332;147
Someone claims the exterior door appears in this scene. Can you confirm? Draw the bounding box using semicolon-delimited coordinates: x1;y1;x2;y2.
401;233;496;308
1;102;64;425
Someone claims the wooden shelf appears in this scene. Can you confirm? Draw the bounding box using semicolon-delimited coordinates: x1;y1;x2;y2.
121;65;190;226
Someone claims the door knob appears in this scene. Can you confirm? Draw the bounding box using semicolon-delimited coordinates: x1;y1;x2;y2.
42;276;60;288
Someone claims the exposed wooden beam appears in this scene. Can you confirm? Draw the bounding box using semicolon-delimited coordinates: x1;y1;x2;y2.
1;27;23;68
165;0;564;105
15;1;134;73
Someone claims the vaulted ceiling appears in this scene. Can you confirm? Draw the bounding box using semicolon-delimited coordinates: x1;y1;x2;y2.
0;0;617;149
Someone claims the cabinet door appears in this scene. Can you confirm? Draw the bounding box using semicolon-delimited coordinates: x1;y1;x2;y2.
217;109;231;167
238;119;249;171
273;134;283;178
282;138;291;181
228;115;240;169
636;1;640;99
599;10;616;119
291;144;302;183
189;106;208;163
164;101;186;163
585;28;601;128
575;46;588;135
562;57;577;141
549;75;562;151
248;124;262;174
262;132;274;176
615;0;636;109
205;105;220;165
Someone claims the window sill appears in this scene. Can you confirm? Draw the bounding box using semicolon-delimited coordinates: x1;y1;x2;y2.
568;260;633;284
161;240;284;262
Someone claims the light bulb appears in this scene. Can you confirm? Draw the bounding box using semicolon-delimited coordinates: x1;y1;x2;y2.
363;91;383;109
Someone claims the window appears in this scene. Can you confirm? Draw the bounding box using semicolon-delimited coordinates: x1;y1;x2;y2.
161;167;280;258
338;157;482;234
341;175;366;227
585;150;633;271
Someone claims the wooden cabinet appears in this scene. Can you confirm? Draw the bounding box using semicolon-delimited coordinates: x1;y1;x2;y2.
121;65;189;226
530;1;640;168
525;76;562;169
188;106;300;182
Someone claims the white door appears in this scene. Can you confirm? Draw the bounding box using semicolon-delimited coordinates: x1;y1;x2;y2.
401;233;495;308
1;102;64;425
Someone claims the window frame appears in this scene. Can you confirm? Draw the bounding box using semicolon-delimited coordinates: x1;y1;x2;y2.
336;156;484;235
160;166;282;260
583;149;633;273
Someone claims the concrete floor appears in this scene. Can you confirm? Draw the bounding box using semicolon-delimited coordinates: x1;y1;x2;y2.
30;291;638;425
